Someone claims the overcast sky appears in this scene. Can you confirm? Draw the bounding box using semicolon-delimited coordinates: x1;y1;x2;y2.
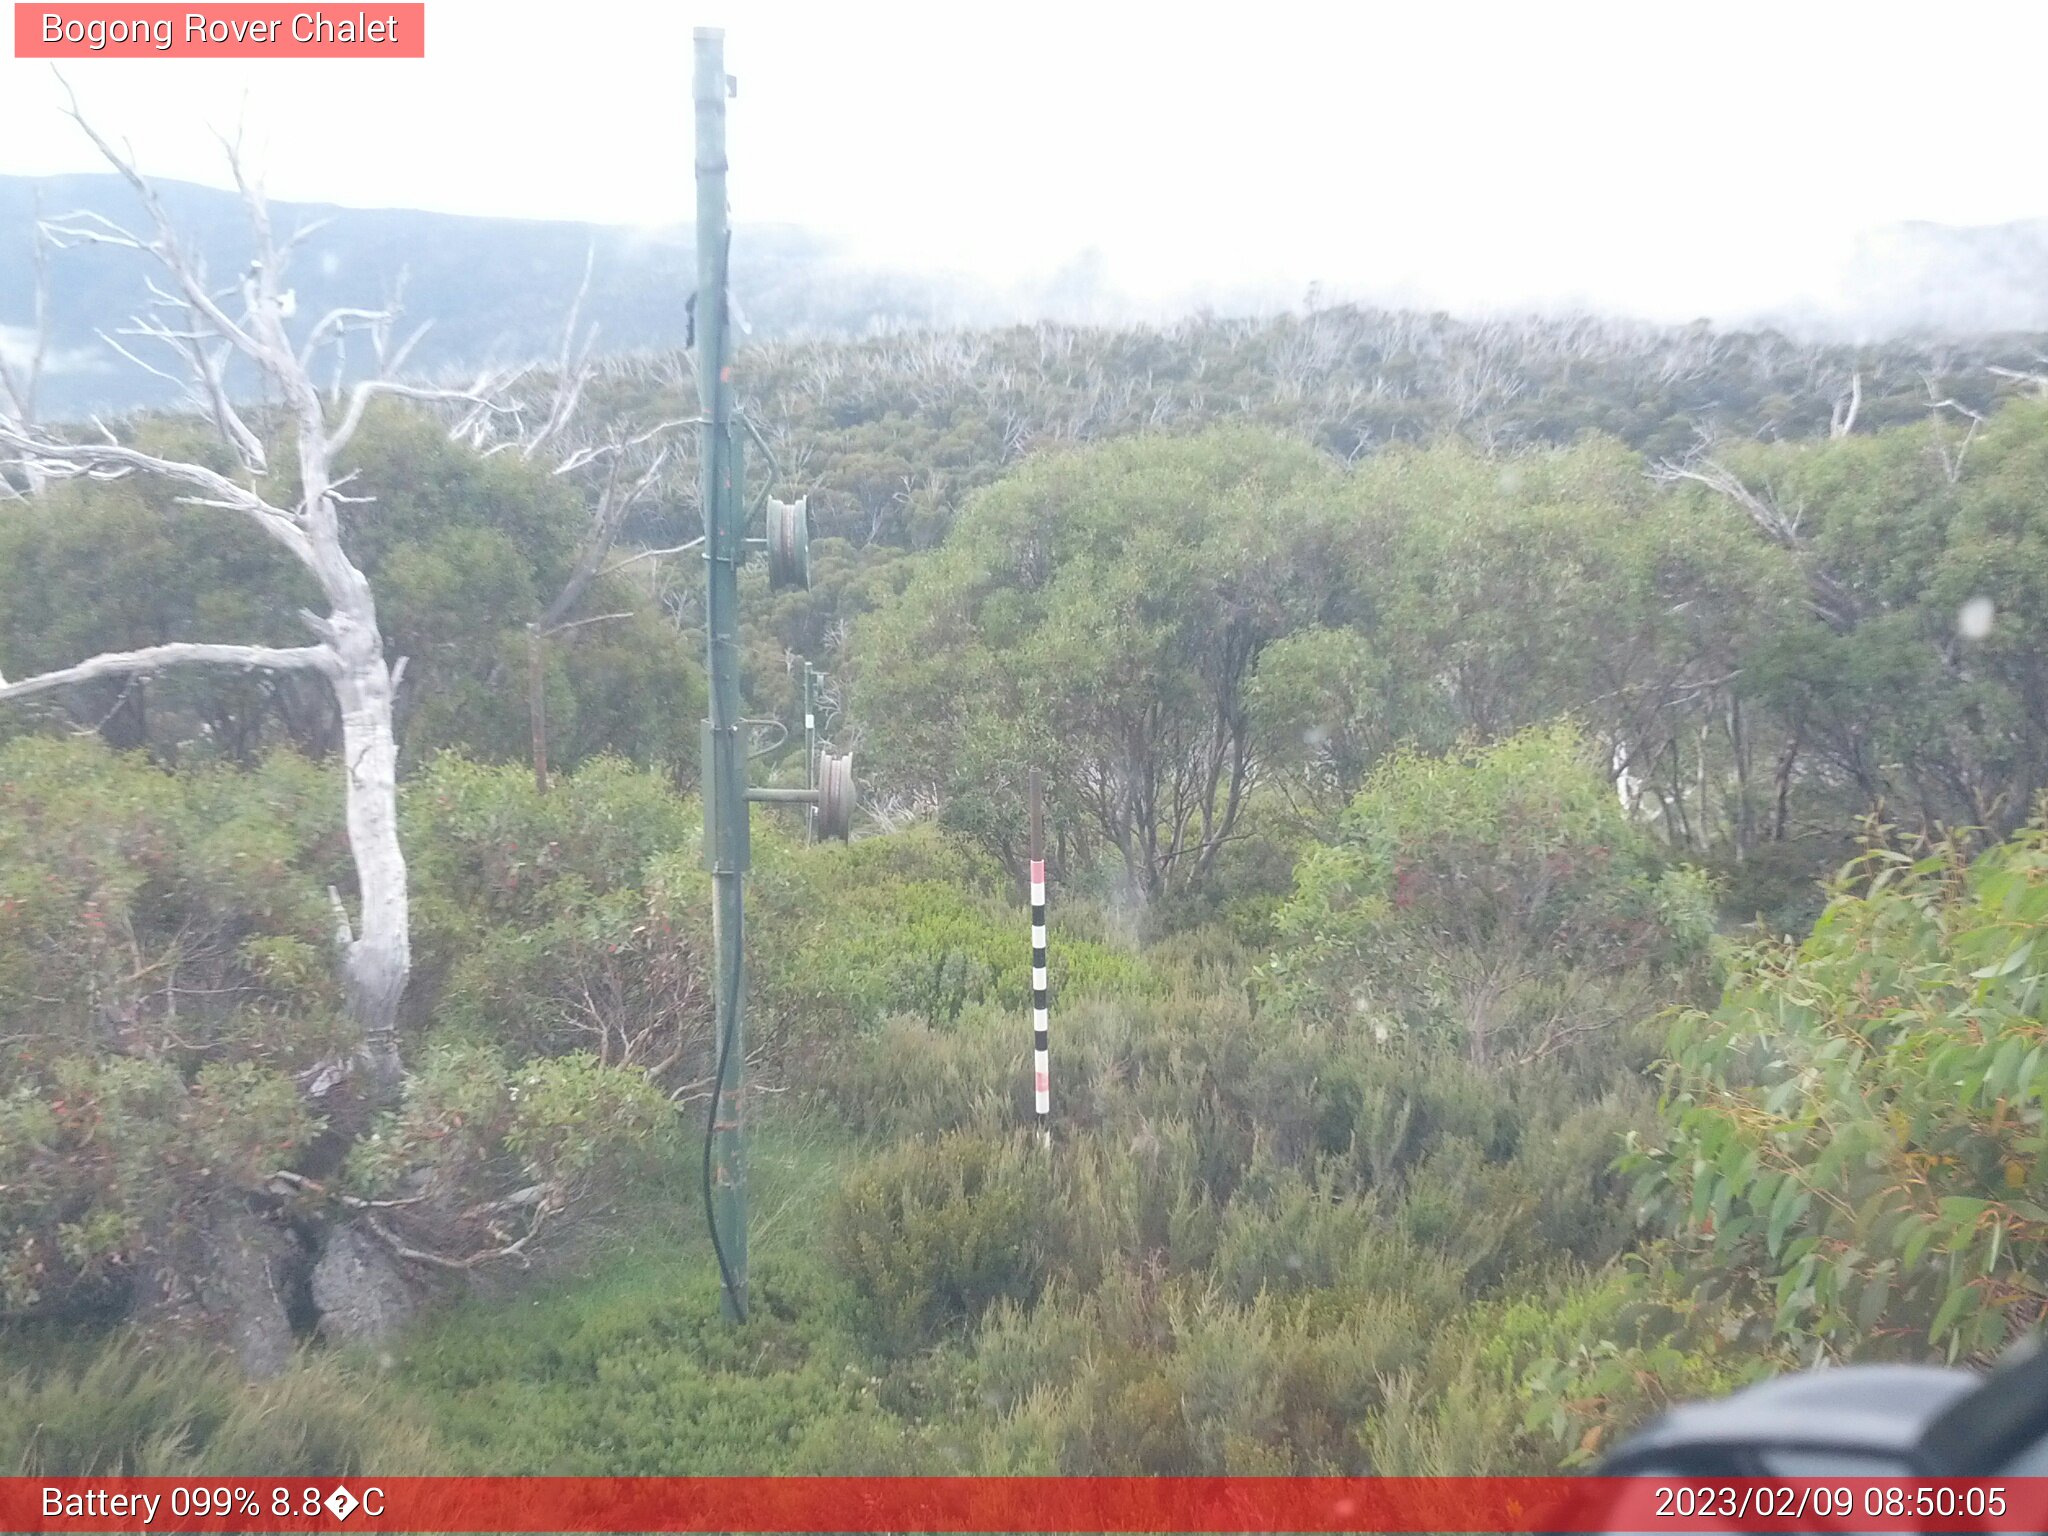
4;0;2046;322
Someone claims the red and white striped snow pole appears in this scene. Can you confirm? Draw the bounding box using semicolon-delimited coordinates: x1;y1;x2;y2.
1029;767;1049;1142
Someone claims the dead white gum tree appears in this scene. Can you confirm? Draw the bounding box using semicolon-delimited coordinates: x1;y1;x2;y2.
0;103;517;1099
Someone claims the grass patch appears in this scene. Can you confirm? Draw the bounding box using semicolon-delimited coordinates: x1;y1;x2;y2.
389;1107;975;1473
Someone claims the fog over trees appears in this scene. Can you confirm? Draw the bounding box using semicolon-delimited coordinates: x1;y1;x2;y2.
5;115;2048;1478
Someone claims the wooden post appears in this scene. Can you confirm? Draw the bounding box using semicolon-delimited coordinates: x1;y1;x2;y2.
527;622;548;794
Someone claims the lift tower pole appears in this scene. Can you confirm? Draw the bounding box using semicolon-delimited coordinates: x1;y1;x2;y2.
695;25;749;1324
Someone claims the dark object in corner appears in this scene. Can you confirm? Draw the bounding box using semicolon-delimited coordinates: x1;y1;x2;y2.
1599;1333;2048;1474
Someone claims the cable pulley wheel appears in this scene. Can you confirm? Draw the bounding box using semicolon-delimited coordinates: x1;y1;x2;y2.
816;751;855;841
766;496;811;592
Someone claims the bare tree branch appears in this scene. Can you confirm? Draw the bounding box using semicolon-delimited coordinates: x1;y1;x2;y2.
1989;363;2048;398
298;305;390;370
538;438;682;631
542;610;634;637
0;421;312;559
0;191;51;495
1650;451;1802;546
1650;446;1860;629
328;374;519;459
600;535;704;578
0;640;333;701
518;242;599;462
1923;374;1986;484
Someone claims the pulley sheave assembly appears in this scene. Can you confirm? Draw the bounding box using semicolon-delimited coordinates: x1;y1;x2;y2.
816;751;855;841
737;662;856;844
766;496;810;592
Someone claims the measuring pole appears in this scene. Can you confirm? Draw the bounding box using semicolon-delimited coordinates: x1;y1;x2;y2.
695;26;748;1323
1029;768;1049;1144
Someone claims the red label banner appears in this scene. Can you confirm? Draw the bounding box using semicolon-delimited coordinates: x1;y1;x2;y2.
14;4;425;57
6;1476;2048;1533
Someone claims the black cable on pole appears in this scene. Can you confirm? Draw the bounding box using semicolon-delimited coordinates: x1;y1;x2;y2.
700;950;746;1321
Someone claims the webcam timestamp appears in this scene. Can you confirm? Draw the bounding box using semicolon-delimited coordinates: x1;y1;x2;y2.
1650;1482;2010;1523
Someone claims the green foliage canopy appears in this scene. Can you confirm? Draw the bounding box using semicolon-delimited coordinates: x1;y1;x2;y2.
1639;817;2048;1363
1271;724;1717;1064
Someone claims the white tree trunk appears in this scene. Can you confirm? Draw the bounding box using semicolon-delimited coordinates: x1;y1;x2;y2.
333;624;408;1095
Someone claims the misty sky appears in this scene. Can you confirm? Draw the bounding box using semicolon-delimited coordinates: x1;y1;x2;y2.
4;0;2046;323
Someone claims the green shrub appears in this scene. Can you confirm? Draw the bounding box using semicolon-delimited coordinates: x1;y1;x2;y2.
1636;820;2048;1361
971;1287;1100;1418
342;1042;681;1263
397;1247;938;1475
405;752;695;944
0;737;345;1051
403;756;711;1077
747;824;1156;1052
972;1270;1432;1473
1209;1156;1377;1302
1051;1121;1219;1284
0;739;345;1316
1392;1137;1534;1289
1510;1258;1779;1466
0;1342;436;1474
811;1009;1020;1140
1269;723;1715;1062
1361;1359;1530;1474
829;1132;1054;1350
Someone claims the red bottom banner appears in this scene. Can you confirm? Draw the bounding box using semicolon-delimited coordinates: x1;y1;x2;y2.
8;1476;2048;1534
